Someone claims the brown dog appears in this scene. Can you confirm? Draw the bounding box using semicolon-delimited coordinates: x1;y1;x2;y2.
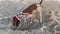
11;0;43;30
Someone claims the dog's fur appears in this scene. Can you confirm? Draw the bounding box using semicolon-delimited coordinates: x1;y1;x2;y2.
11;0;43;30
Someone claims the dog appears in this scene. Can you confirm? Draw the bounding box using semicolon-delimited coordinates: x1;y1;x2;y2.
11;0;43;30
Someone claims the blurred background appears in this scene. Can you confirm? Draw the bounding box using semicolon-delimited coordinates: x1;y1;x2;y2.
0;0;60;34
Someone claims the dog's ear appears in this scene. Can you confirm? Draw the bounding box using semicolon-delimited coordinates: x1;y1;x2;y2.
12;16;20;27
